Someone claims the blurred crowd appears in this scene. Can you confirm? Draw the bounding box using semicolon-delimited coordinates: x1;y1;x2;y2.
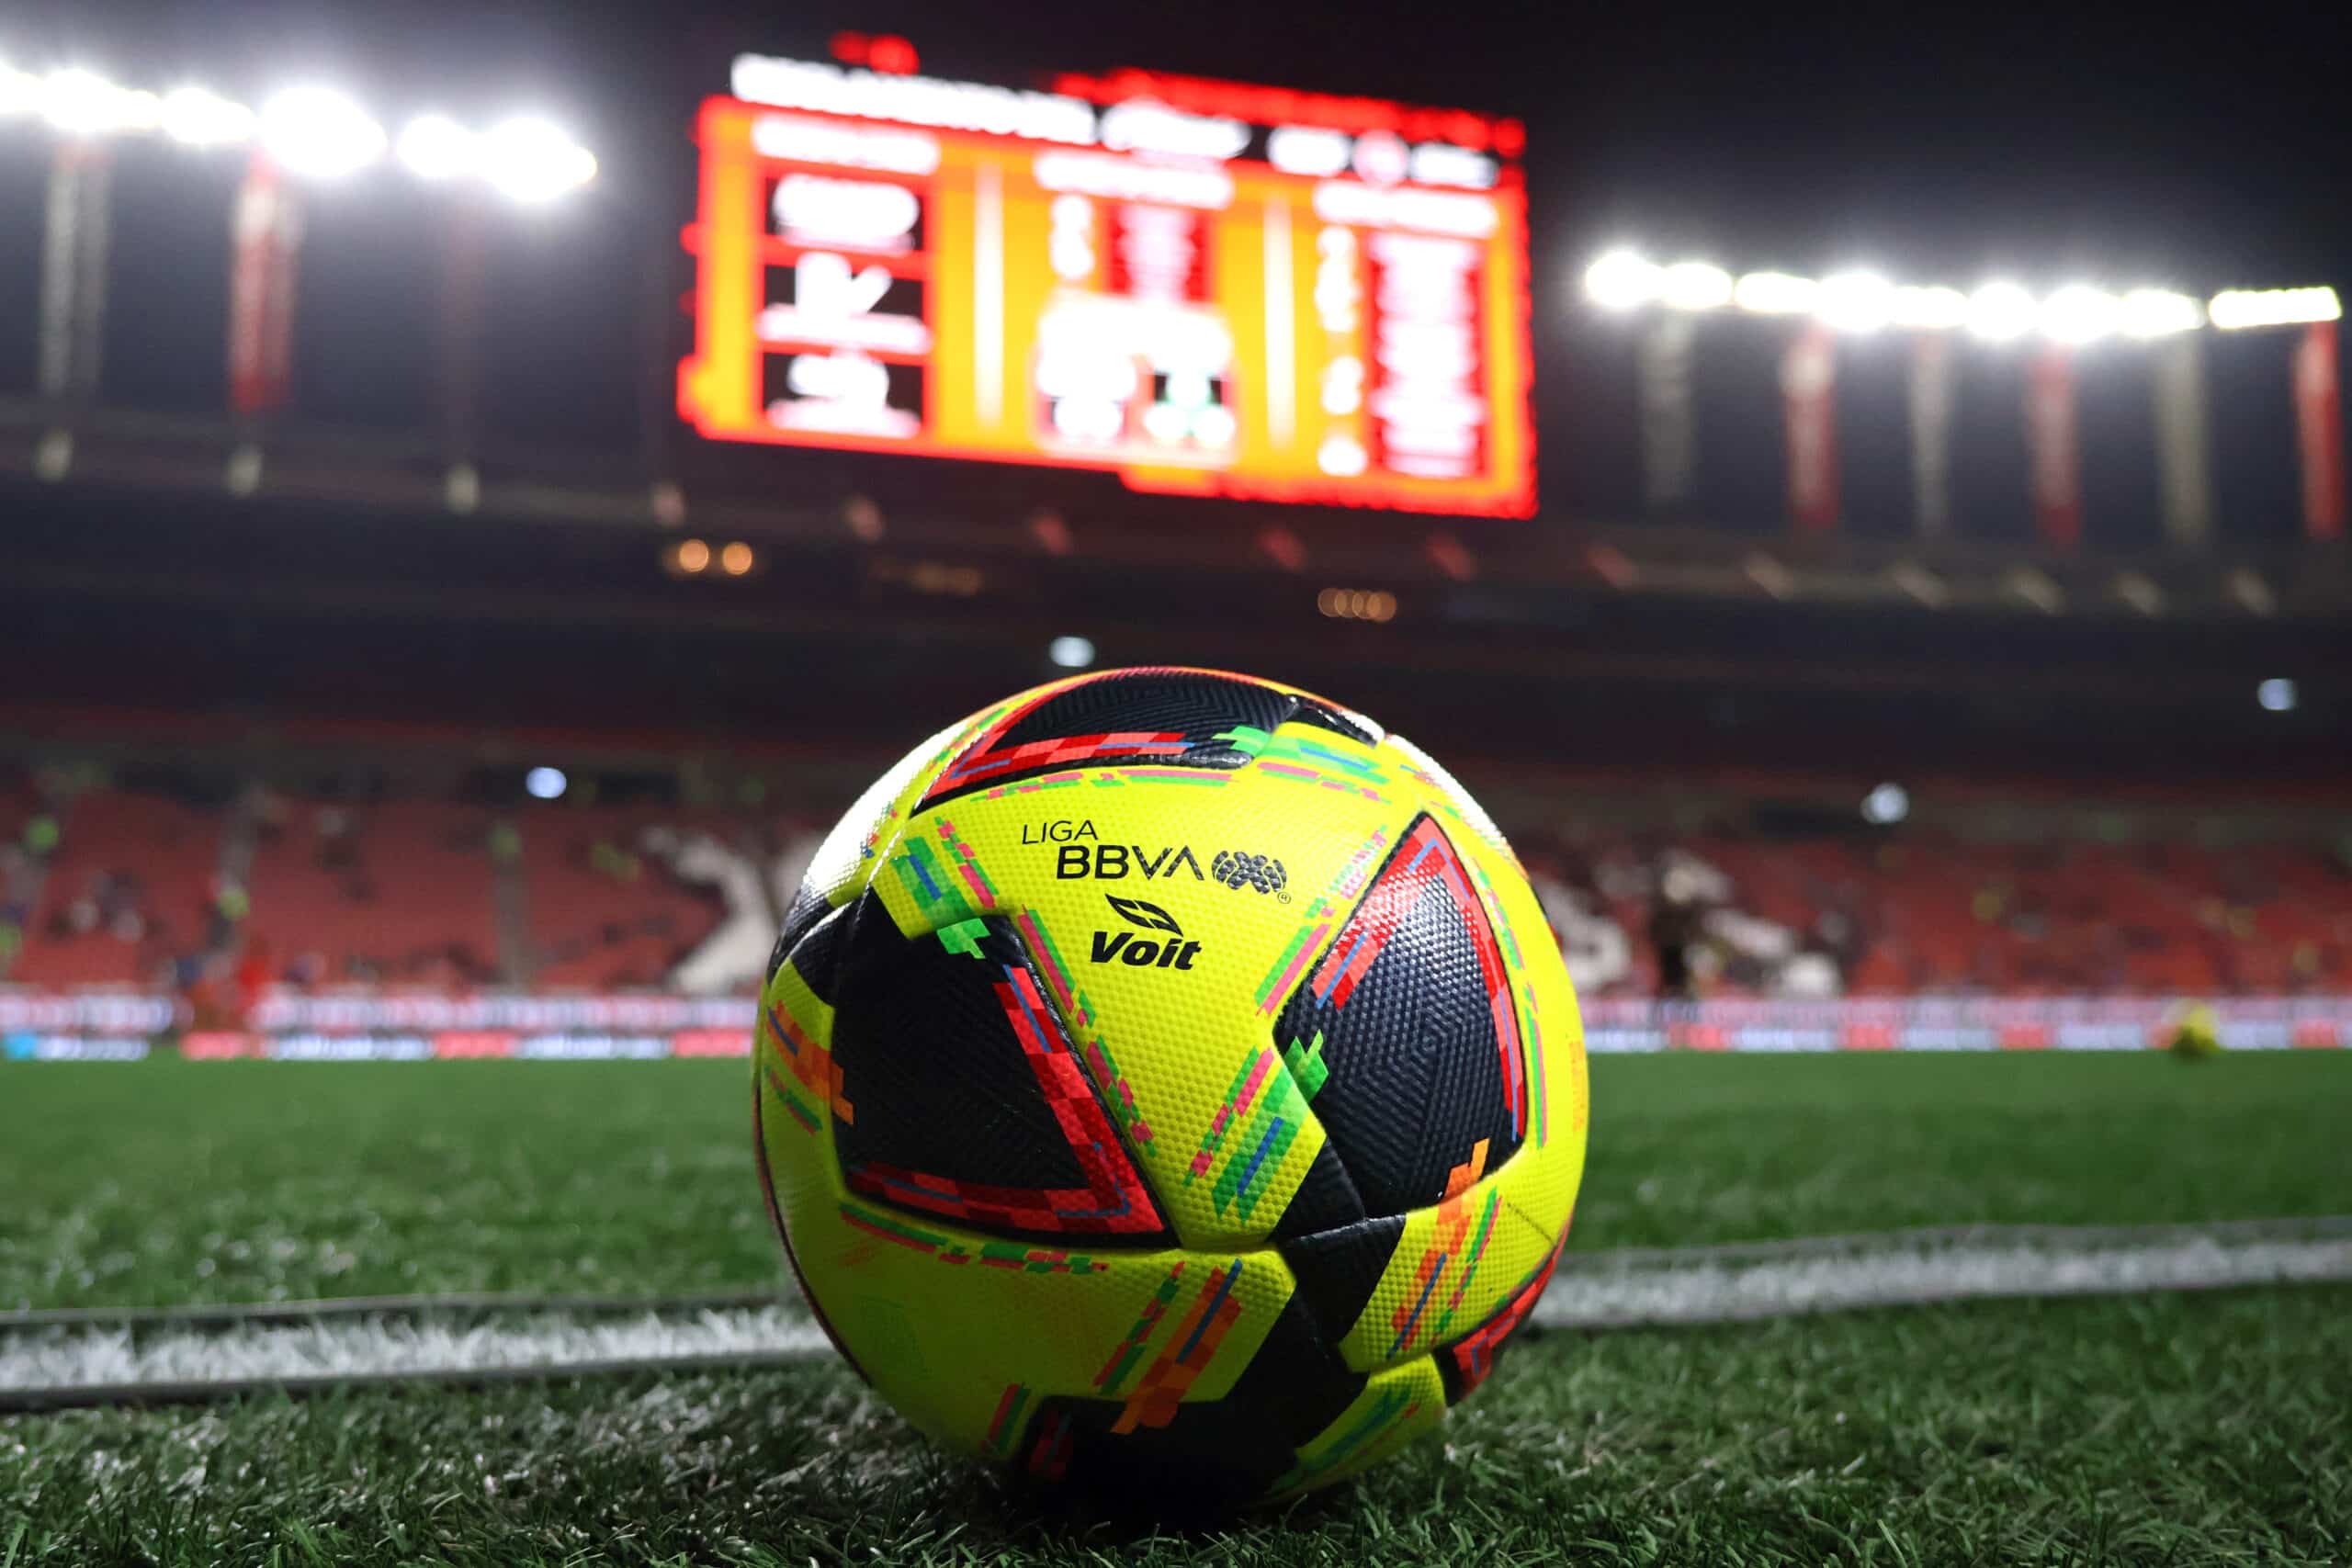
6;762;2351;1007
1519;829;2352;998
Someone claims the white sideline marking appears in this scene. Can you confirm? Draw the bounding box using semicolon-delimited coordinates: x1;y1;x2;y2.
1532;1222;2352;1330
0;1309;831;1397
5;1221;2348;1402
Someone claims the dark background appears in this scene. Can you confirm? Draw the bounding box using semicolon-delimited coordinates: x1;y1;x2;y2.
2;0;2347;780
6;0;2349;517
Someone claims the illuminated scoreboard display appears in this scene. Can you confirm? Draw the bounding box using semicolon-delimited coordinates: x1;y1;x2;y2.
677;54;1533;516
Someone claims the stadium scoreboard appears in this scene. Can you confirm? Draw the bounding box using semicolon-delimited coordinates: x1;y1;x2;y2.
678;54;1533;516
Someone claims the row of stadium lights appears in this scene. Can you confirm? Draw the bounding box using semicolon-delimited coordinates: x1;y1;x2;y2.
1585;252;2342;341
665;538;757;578
1046;584;1392;668
0;61;596;199
1046;582;1391;672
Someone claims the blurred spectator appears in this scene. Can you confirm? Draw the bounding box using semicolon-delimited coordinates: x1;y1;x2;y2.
1648;863;1703;999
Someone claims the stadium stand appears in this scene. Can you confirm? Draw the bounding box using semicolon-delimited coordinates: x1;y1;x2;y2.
514;806;736;990
0;768;54;980
242;795;505;989
15;784;223;988
4;767;2348;1002
1527;831;2352;998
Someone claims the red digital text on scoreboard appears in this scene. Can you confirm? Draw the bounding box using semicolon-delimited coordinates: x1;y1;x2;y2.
676;54;1534;517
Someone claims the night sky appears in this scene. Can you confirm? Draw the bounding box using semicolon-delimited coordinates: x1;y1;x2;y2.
20;0;2348;276
4;0;2348;541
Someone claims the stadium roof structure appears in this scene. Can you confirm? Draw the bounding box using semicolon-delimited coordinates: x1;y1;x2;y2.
2;390;2341;628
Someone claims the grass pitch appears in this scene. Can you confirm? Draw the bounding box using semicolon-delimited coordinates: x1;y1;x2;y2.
3;1052;2348;1563
7;1289;2347;1565
6;1054;2348;1312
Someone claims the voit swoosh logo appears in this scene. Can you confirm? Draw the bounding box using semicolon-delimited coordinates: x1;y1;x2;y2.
1105;896;1183;934
1090;896;1202;970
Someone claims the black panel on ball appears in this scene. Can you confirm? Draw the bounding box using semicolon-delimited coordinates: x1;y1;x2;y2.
771;872;841;983
1290;698;1381;746
778;897;851;1004
828;902;1091;1194
1269;1140;1367;1240
1014;1291;1365;1513
995;670;1295;750
922;669;1363;806
1272;815;1526;1218
1279;1213;1407;1348
822;899;1173;1246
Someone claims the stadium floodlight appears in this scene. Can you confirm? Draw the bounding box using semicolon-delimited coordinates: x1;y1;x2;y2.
159;85;254;146
40;69;159;135
1047;635;1096;669
396;113;476;180
1890;285;1970;331
258;87;385;177
1815;271;1894;333
2040;285;2121;344
0;62;43;117
2209;287;2341;330
2256;677;2298;713
1966;281;2039;342
1860;782;1910;826
1582;242;2352;345
1584;249;1663;311
1734;271;1818;314
2119;288;2202;339
524;766;569;800
478;116;597;202
1659;261;1735;311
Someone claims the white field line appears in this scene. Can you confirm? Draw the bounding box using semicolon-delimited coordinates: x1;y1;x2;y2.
1532;1223;2352;1330
1;1309;831;1402
5;1220;2349;1406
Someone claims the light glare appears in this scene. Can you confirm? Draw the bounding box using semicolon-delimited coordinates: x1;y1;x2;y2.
0;68;600;192
1659;261;1734;311
2209;287;2342;330
396;113;475;179
159;85;253;146
0;63;40;117
40;69;157;135
1047;635;1095;669
1860;782;1910;826
2256;678;2298;713
1589;244;2349;341
1890;285;1970;331
524;766;568;800
2119;288;2202;338
2040;284;2120;344
1734;271;1818;314
479;116;597;202
1967;282;2039;342
259;87;386;177
1815;271;1894;333
1584;250;1662;311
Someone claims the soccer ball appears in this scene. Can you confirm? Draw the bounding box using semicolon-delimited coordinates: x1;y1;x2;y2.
753;668;1588;1506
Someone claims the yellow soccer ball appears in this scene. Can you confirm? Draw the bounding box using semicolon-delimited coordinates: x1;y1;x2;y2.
2166;1003;2224;1059
753;668;1588;1506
